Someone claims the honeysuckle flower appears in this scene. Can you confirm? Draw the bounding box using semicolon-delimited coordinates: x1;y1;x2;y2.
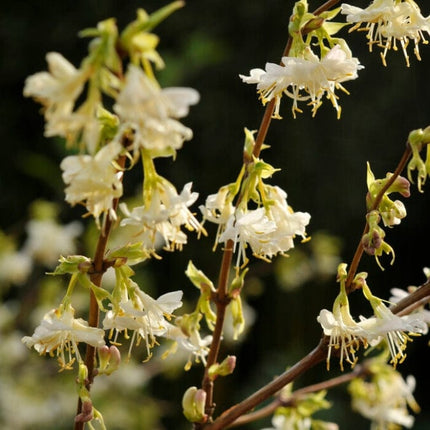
199;186;236;249
219;208;277;267
22;304;105;369
263;185;311;256
60;141;123;225
162;322;212;370
317;264;369;370
341;0;430;66
45;98;102;154
23;219;82;267
113;65;199;158
359;281;428;366
349;356;420;429
103;289;183;357
23;52;88;122
240;44;363;118
120;181;205;252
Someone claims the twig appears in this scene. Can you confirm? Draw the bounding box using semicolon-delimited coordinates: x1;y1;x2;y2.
204;338;328;430
229;364;366;427
345;144;412;292
74;154;127;430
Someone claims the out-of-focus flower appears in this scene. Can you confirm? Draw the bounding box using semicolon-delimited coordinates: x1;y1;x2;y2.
114;65;199;158
0;251;32;286
22;304;105;369
23;52;88;122
23;219;82;267
349;355;420;429
240;45;363;118
341;0;430;66
61;141;123;225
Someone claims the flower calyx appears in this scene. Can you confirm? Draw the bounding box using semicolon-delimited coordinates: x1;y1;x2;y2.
361;211;395;270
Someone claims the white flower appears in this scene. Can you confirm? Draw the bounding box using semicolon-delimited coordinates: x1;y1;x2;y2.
240;45;362;118
218;208;277;267
23;52;87;121
199;186;236;248
120;182;205;252
114;65;199;157
263;185;311;257
23;219;82;267
358;299;428;366
341;0;430;66
162;322;212;370
45;99;102;154
60;141;123;224
103;289;183;357
318;308;368;371
22;305;105;369
0;251;32;285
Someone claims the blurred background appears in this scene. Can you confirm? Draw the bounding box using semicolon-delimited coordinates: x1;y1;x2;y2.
1;0;430;429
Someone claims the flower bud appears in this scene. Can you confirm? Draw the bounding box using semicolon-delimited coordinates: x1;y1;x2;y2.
182;386;207;423
208;355;236;380
97;345;121;375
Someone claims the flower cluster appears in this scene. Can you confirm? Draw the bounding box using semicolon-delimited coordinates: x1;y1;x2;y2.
114;65;199;158
103;266;183;358
22;304;105;369
200;132;310;267
318;265;428;371
341;0;430;66
240;45;363;119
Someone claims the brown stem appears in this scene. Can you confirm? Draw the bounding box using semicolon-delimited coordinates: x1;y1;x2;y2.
345;144;412;292
74;154;126;430
392;279;430;315
200;242;234;416
204;338;328;430
229;364;365;427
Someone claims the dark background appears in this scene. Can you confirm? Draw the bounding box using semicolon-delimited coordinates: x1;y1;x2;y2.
1;1;430;429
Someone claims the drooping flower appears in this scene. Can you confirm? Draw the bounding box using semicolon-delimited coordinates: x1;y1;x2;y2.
114;65;199;158
358;282;428;366
162;322;213;370
103;287;183;357
23;52;88;122
341;0;430;66
22;304;105;369
240;45;363;118
23;219;82;267
60;141;123;225
120;181;205;253
218;208;277;267
317;264;369;370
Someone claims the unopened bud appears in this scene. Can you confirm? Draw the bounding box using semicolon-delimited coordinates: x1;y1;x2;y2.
97;345;121;375
208;355;236;380
182;386;207;423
